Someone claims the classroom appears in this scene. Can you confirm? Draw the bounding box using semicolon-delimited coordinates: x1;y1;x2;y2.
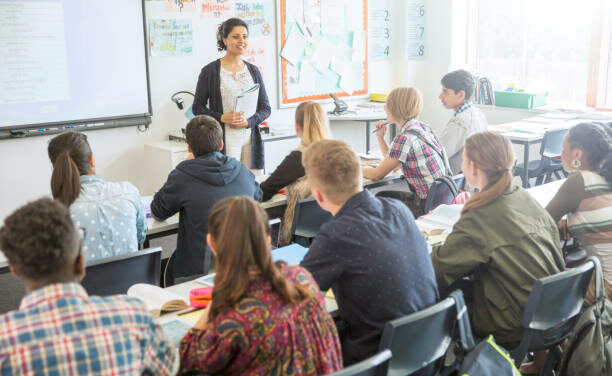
1;0;612;375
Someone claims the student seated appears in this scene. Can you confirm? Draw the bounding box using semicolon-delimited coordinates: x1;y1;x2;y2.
362;87;451;217
47;132;146;261
431;132;564;348
179;196;342;375
260;101;331;244
151;115;262;285
0;198;176;374
438;69;488;174
546;122;612;302
300;139;438;365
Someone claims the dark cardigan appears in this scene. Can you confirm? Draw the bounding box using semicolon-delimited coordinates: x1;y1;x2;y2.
192;59;271;169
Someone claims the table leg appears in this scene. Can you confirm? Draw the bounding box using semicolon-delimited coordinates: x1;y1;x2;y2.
365;120;371;153
523;142;530;188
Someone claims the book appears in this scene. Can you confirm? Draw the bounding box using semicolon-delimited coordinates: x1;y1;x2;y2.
127;283;189;313
271;243;309;265
234;84;260;118
415;204;463;234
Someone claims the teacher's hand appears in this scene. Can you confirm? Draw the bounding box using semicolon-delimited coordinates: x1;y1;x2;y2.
221;111;248;128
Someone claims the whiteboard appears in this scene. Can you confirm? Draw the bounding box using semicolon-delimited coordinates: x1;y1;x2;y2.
276;0;368;107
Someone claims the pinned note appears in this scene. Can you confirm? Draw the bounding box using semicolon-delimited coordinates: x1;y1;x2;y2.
312;38;335;73
299;62;317;93
321;0;345;35
281;26;307;66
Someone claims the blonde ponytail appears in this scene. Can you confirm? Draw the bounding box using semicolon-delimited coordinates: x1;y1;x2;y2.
461;132;514;214
296;101;331;146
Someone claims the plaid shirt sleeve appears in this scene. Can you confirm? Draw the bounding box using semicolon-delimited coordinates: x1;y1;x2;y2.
141;314;179;375
388;134;411;163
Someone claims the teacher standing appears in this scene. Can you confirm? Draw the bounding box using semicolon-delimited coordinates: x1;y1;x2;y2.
192;18;271;170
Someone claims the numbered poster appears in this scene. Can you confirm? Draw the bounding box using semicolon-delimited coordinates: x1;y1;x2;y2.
405;0;426;61
369;0;390;61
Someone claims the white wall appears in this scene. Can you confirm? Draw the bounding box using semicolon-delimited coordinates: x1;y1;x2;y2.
0;1;400;223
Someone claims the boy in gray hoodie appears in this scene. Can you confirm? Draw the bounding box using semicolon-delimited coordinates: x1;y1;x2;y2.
152;115;262;284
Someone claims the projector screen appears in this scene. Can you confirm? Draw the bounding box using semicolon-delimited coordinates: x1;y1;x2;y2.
0;0;151;131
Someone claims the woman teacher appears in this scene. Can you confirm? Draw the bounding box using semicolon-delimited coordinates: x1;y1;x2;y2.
192;18;271;171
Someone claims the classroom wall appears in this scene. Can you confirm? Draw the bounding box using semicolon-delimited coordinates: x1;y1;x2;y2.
0;1;408;224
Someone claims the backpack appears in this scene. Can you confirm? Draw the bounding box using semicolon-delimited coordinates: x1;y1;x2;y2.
558;257;612;375
442;291;521;376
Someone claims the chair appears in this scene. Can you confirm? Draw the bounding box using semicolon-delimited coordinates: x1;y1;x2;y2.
0;270;26;314
81;247;162;296
509;257;596;374
290;197;332;246
514;128;568;187
269;218;281;249
377;294;458;376
423;174;463;213
328;349;392;376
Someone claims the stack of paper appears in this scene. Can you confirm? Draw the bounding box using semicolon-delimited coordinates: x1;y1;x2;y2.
415;204;463;234
234;84;259;118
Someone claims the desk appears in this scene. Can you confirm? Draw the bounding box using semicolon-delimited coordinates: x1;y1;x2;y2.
489;120;574;188
165;275;339;313
328;112;389;153
145;171;404;243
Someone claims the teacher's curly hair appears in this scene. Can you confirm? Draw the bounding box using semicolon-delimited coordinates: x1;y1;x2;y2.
217;18;249;52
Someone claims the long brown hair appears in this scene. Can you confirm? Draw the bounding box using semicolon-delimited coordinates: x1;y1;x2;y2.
295;101;331;146
462;132;514;214
47;132;93;207
207;196;312;320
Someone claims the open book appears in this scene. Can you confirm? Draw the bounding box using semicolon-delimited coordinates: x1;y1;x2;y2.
127;283;189;313
415;204;463;234
234;84;260;118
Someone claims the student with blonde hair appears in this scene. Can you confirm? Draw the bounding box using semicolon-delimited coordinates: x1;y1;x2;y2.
363;87;451;216
179;196;342;375
432;132;564;348
300;139;437;366
260;101;331;243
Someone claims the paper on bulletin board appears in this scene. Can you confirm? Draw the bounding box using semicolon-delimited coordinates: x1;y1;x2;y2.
165;0;197;13
320;0;345;35
303;0;321;36
285;0;304;23
148;19;193;57
299;62;317;93
345;0;364;31
201;0;233;18
281;26;307;66
234;0;274;38
351;30;366;63
311;38;335;73
405;0;426;61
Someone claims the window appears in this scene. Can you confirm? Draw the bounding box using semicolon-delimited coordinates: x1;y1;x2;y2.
467;0;612;109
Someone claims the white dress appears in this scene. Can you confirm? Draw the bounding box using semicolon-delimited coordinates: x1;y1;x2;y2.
220;64;254;162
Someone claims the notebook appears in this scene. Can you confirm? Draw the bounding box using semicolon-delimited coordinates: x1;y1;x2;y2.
271;244;309;265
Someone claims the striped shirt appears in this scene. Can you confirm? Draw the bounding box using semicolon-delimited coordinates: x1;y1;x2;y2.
547;171;612;283
0;283;176;375
388;119;449;199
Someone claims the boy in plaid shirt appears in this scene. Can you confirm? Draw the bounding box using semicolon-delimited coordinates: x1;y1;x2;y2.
0;198;177;375
363;87;450;216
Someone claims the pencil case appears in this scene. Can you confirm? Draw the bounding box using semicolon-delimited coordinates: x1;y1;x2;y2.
189;286;213;308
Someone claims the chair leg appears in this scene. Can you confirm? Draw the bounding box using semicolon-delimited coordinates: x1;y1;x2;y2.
539;345;562;376
535;175;544;186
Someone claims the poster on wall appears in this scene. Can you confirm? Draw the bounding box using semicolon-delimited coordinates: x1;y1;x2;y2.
369;0;391;61
201;0;233;18
234;0;274;38
405;0;426;61
165;0;197;13
148;19;193;56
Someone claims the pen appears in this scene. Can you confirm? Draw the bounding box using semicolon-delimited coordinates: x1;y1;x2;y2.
372;123;389;133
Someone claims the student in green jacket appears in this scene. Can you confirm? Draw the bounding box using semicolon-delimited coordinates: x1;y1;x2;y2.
431;132;565;348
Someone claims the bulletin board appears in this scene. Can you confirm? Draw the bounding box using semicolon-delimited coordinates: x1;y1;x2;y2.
276;0;368;107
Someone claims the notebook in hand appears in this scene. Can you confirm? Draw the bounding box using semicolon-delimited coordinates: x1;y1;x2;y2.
271;243;308;265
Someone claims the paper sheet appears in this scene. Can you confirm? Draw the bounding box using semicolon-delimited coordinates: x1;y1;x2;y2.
321;0;345;35
330;42;353;75
287;83;301;99
299;62;317;93
312;38;335;73
178;309;205;325
285;0;304;23
281;26;307;66
345;0;364;31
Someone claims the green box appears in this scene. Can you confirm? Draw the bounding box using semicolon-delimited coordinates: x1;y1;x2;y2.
494;91;548;109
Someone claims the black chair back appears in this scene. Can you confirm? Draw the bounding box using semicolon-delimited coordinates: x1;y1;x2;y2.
328;349;392;376
423;175;461;213
81;247;162;296
540;128;568;159
509;257;595;367
378;295;457;375
291;197;332;246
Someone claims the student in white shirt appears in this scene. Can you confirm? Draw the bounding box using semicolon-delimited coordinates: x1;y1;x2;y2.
438;69;488;174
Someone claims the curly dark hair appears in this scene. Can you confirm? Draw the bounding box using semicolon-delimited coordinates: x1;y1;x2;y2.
216;18;248;52
567;122;612;184
0;198;77;280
